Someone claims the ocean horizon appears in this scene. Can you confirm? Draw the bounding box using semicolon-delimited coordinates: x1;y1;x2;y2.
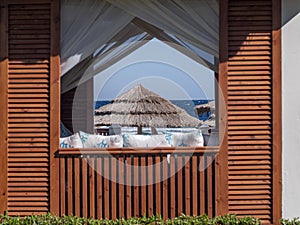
94;99;212;121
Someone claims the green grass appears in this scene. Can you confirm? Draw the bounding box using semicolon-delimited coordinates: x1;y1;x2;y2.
0;213;263;225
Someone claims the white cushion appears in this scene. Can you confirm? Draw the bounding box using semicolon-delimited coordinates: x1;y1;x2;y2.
79;131;123;148
123;134;171;148
60;133;83;148
164;130;204;147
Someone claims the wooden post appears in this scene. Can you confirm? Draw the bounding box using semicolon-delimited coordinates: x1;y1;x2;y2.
50;0;61;215
0;0;8;214
137;126;142;134
272;0;282;223
216;0;229;216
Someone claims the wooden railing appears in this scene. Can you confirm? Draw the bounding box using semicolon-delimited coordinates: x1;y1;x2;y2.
56;147;220;220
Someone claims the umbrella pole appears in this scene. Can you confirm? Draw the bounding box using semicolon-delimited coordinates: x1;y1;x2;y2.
151;127;158;135
137;126;142;134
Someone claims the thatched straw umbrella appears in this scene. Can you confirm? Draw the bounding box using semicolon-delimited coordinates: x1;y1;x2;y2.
95;84;201;133
194;101;216;128
194;100;215;117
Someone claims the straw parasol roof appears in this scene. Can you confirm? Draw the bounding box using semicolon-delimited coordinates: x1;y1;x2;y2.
94;84;201;128
194;100;215;117
195;101;216;128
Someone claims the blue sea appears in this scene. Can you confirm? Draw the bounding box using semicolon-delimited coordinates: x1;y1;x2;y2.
94;99;212;121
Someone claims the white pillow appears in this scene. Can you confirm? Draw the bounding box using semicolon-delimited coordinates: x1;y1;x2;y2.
60;133;83;148
79;131;123;148
164;130;204;147
123;134;171;148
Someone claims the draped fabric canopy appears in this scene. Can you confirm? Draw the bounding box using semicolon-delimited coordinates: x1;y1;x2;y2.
60;0;219;93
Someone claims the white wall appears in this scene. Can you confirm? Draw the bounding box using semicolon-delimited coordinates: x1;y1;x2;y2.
282;0;300;218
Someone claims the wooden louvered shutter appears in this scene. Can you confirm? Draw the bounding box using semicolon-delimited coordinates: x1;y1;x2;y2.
0;0;60;216
219;0;282;224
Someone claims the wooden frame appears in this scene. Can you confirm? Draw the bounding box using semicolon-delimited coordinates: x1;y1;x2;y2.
0;0;8;214
272;0;282;223
0;0;283;220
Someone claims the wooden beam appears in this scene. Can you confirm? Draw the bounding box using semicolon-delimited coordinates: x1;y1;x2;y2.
49;0;60;215
0;0;8;214
216;0;229;216
272;0;282;223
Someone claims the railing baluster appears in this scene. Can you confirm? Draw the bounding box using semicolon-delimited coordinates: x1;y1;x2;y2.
162;155;168;220
141;156;147;216
126;156;132;218
118;156;125;218
82;157;88;218
133;156;139;217
59;157;65;216
67;157;73;215
185;155;191;216
96;157;103;219
177;156;183;215
89;157;95;218
192;155;198;216
147;156;154;217
103;156;110;219
170;155;176;218
200;156;205;214
74;157;80;216
155;155;161;216
207;155;213;217
111;156;117;220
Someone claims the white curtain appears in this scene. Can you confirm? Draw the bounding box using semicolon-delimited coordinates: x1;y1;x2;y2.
61;23;151;93
105;0;219;58
60;0;219;92
130;18;217;72
60;0;134;76
164;34;217;72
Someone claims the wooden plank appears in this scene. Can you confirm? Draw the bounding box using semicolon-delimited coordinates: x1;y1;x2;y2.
162;155;168;219
57;147;219;156
67;158;73;215
0;0;8;214
184;156;191;216
118;156;125;218
170;156;176;218
74;157;80;217
199;156;205;214
133;157;139;217
192;156;198;216
103;156;110;219
96;157;103;219
207;156;213;217
89;157;95;219
141;157;147;216
82;158;88;218
155;155;161;215
110;157;117;220
177;156;183;215
8;192;49;197
147;157;153;216
59;158;65;216
126;156;132;218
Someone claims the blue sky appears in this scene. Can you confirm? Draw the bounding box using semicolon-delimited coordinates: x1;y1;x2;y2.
94;39;215;101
